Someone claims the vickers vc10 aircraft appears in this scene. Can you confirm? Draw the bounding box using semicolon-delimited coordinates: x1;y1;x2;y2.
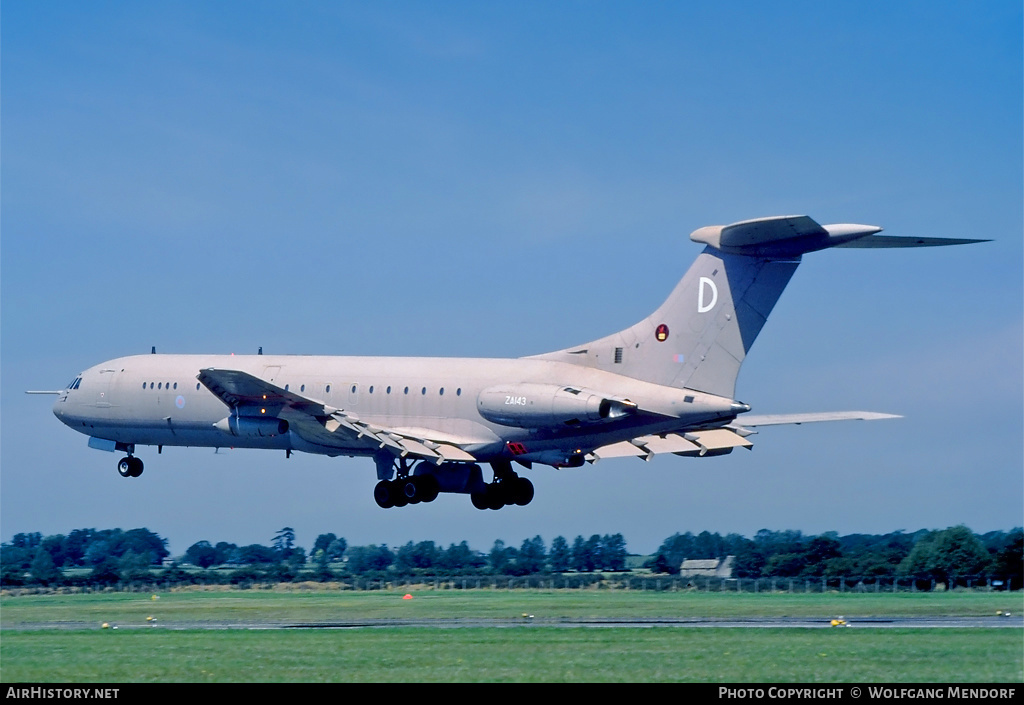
35;215;983;510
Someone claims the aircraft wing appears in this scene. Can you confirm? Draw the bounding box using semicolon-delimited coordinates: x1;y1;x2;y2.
197;368;479;464
588;411;900;462
732;411;902;426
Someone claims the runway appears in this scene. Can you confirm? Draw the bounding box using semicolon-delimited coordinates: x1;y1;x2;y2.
15;614;1020;631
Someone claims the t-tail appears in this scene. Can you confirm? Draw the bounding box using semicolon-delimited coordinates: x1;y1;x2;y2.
532;215;987;399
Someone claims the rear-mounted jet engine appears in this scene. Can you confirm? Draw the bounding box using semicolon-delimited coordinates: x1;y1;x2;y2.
477;383;637;428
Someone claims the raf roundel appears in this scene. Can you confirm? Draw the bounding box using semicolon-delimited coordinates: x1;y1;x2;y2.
655;323;669;342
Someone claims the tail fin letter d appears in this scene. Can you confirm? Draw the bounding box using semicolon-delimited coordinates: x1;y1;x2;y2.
698;277;718;313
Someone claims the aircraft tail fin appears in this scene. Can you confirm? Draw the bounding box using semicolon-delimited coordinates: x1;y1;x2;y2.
532;215;987;399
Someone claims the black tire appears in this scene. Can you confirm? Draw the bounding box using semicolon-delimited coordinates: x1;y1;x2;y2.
128;457;144;477
470;492;489;510
392;483;409;507
373;480;395;509
486;483;505;510
417;474;440;502
512;477;534;506
398;477;421;504
117;457;132;478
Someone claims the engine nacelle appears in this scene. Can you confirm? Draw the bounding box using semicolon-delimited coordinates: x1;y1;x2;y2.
214;415;289;438
477;384;636;429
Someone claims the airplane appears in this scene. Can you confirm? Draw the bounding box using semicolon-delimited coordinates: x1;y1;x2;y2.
31;215;985;510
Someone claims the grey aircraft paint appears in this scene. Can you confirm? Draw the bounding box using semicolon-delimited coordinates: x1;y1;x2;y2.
41;216;985;511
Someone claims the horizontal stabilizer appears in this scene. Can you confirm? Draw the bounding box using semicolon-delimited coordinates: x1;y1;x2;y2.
833;235;991;248
690;215;883;257
690;215;987;258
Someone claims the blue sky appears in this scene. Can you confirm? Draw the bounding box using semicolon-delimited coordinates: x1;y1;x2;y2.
3;1;1021;556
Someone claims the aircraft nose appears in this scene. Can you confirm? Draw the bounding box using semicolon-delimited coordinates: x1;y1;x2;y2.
52;391;68;423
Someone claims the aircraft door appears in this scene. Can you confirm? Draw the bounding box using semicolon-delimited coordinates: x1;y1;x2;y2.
93;369;116;414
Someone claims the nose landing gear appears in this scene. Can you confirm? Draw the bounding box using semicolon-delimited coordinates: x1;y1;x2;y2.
117;455;144;478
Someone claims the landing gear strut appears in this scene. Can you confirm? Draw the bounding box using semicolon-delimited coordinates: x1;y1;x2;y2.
117;455;144;478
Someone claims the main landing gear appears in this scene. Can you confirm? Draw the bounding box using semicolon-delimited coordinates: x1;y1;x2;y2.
372;458;534;510
470;460;534;511
117;455;144;478
374;474;440;508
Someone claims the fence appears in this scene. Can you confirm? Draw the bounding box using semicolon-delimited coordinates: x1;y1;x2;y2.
3;571;1014;593
297;574;1012;592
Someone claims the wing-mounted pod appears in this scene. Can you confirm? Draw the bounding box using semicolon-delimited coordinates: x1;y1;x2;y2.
477;383;637;429
214;413;289;438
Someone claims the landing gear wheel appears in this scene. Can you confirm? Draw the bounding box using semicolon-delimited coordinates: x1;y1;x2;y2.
118;457;132;478
392;482;409;508
416;474;440;503
471;491;490;510
511;477;534;506
373;480;396;509
128;457;144;477
399;477;421;504
485;483;506;510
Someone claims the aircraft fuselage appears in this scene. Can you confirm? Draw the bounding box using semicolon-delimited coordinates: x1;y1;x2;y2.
55;353;742;466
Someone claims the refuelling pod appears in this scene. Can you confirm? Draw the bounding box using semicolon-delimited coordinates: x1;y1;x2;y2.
214;415;289;438
477;383;636;429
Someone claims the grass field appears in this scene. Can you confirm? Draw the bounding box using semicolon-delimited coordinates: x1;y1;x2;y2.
2;588;1022;682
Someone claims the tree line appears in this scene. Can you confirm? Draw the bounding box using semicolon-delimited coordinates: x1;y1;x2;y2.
649;527;1022;588
2;525;1020;590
